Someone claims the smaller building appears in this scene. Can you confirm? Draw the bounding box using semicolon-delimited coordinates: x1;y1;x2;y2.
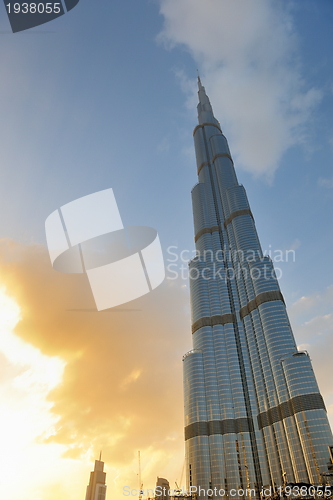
155;477;170;500
85;457;107;500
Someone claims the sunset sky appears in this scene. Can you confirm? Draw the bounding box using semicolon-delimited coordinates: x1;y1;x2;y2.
0;1;333;499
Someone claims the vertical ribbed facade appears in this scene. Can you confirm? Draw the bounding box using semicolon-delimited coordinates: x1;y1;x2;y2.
183;79;333;498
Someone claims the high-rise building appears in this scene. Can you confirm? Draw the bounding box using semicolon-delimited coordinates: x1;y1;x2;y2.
85;457;107;500
155;477;170;500
183;78;333;498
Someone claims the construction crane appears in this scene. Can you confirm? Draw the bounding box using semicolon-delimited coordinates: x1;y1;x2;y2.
175;458;186;496
138;451;144;500
174;482;182;496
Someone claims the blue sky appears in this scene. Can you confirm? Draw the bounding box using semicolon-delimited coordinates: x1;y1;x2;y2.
0;0;330;303
0;0;332;296
0;1;333;498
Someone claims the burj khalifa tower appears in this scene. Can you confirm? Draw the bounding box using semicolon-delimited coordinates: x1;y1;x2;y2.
182;79;333;497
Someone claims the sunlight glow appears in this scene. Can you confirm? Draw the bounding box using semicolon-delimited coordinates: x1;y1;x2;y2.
0;287;82;500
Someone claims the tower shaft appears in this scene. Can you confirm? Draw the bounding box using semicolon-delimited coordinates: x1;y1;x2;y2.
183;80;333;498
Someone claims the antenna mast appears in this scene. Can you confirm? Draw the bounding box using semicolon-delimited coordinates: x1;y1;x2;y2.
138;451;143;500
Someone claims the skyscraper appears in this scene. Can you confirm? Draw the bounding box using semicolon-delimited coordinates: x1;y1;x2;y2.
183;78;333;497
85;457;107;500
155;477;170;500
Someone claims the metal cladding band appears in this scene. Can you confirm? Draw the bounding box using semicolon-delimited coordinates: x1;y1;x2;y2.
212;152;233;164
193;122;222;136
192;313;236;334
194;225;220;242
257;393;326;430
185;418;253;441
197;154;233;176
224;208;254;228
240;290;285;319
185;393;326;440
197;161;210;175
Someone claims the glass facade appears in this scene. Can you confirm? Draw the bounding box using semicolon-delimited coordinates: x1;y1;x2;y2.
183;79;333;499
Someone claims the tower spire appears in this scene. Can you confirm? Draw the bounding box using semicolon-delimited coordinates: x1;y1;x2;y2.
197;70;202;89
196;78;219;127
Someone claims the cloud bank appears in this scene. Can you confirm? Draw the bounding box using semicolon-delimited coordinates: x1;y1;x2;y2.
1;240;333;497
158;0;322;177
0;240;191;498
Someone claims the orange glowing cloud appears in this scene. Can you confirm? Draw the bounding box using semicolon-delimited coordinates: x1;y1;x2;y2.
0;238;191;497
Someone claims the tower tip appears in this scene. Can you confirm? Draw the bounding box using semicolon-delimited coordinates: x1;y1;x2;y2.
197;70;202;89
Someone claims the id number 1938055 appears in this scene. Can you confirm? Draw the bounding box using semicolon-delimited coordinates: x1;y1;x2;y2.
6;3;62;14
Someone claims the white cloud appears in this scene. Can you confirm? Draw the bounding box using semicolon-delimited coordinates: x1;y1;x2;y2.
289;285;333;320
158;0;323;178
318;176;333;188
290;238;301;251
